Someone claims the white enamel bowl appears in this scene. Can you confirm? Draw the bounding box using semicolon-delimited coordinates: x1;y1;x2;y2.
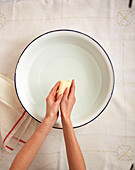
15;30;115;129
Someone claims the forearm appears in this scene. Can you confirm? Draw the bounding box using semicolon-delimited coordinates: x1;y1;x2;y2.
10;116;54;170
62;117;86;170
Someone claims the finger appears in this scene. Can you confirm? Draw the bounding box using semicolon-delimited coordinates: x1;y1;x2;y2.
69;79;75;98
63;87;70;100
49;81;60;97
56;94;63;105
57;110;59;118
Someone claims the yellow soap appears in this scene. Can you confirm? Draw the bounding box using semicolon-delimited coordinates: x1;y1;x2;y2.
57;80;71;98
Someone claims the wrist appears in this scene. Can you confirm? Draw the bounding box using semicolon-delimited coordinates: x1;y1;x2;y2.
61;111;71;120
45;111;56;119
61;115;71;125
62;117;73;131
44;113;56;124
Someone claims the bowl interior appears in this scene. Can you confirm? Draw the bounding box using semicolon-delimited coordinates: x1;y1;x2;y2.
15;31;114;128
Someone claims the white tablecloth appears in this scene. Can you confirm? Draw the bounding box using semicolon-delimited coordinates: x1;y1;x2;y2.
0;0;135;169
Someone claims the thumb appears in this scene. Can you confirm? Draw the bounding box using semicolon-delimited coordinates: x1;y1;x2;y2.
56;94;63;104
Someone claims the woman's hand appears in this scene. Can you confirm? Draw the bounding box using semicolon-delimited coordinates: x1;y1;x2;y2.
45;81;63;124
60;80;86;170
10;82;63;170
60;80;76;121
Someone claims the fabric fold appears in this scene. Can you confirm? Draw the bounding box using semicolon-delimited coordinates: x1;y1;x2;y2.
0;74;38;152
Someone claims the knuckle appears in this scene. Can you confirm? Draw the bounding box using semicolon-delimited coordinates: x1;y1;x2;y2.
62;98;66;103
46;97;49;101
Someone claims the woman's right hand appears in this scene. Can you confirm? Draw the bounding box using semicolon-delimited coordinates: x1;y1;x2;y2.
60;80;76;121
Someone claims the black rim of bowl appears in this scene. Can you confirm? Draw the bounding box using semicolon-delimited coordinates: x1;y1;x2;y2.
14;29;115;129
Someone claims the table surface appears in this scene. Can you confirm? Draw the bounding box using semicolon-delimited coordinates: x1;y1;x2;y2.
0;0;135;169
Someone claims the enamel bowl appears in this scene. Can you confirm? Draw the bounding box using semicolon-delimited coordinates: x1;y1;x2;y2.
15;29;115;129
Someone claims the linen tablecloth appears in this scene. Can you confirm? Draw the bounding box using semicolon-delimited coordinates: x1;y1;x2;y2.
0;0;135;169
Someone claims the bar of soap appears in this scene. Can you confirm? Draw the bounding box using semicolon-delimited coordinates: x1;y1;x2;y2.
57;80;71;98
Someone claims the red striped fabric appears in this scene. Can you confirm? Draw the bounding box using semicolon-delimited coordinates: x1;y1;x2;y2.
3;110;26;146
6;145;13;151
19;139;26;144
